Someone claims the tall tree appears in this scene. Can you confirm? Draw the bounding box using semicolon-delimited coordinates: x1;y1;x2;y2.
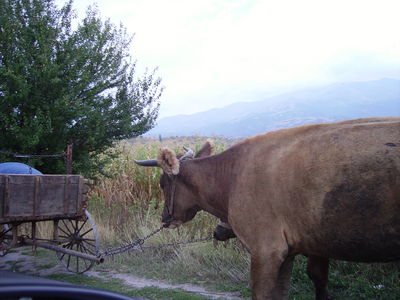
0;0;162;176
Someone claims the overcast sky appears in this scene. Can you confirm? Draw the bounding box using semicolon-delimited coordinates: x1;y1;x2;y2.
57;0;400;118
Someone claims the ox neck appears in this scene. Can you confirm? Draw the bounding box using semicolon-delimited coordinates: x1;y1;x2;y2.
167;174;178;218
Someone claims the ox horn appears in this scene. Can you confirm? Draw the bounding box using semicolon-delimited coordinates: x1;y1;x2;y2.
134;159;158;167
180;147;194;161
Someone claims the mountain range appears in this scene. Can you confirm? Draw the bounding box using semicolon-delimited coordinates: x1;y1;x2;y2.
148;78;400;138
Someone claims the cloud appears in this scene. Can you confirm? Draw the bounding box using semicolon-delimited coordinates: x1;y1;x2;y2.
59;0;400;117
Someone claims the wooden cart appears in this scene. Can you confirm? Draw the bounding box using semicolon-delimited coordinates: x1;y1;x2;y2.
0;174;103;273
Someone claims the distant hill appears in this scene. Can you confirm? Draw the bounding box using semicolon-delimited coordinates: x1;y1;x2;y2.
148;78;400;138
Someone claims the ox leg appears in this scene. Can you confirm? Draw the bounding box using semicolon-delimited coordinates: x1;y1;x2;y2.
277;255;295;298
306;255;331;300
251;250;294;300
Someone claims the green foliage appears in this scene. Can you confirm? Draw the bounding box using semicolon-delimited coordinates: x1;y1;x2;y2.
0;0;162;177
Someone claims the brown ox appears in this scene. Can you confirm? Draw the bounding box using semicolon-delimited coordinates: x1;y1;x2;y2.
135;117;400;300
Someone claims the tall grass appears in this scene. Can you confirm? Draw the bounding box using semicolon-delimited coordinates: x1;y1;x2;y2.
88;137;250;292
88;137;400;299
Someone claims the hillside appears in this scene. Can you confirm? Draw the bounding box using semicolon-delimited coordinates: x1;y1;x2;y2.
148;78;400;137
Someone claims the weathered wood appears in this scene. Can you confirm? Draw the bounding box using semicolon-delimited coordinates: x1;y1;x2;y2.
0;175;88;224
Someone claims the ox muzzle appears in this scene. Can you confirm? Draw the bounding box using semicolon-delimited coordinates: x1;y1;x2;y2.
213;222;236;241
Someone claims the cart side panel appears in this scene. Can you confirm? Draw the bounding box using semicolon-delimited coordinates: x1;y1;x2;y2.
0;175;87;223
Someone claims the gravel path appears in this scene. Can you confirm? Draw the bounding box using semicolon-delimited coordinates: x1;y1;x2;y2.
0;247;243;300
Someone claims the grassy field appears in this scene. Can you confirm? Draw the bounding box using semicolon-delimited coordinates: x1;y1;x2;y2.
33;137;400;299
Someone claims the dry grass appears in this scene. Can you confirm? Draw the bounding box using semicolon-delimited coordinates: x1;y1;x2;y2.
89;136;239;241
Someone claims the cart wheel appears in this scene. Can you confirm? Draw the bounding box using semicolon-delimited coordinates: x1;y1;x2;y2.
56;210;100;273
0;224;11;257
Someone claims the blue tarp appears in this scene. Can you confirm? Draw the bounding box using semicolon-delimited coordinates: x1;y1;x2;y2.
0;162;43;175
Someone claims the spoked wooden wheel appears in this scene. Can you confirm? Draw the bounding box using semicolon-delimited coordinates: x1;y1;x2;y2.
0;224;11;257
56;210;100;273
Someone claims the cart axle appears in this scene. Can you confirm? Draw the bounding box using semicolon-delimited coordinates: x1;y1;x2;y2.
22;238;104;264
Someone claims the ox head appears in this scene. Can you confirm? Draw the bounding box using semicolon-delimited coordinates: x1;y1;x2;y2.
135;141;214;228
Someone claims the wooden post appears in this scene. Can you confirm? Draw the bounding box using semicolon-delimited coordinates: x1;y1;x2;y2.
53;220;59;241
31;221;37;253
65;144;73;174
11;225;18;248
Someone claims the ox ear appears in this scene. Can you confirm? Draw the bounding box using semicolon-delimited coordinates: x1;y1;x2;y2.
195;140;214;158
158;148;180;175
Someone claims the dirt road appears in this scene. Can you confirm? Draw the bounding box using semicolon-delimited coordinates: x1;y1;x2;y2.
0;247;243;300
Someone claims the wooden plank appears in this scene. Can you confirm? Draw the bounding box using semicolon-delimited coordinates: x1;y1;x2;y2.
33;176;39;217
66;175;80;214
37;176;66;216
1;214;84;224
8;175;35;217
63;176;68;214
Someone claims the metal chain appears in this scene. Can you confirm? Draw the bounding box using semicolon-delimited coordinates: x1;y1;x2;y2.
99;225;214;258
140;236;214;251
100;225;165;257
